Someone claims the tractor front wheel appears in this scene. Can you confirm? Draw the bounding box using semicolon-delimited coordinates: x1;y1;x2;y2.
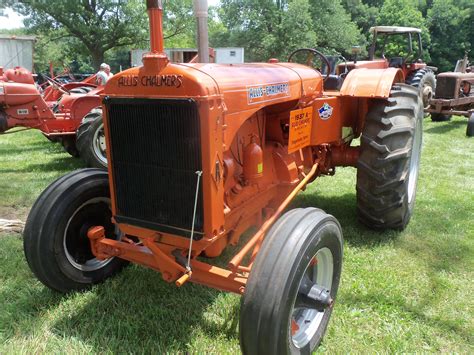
357;84;423;230
467;113;474;137
431;113;451;122
240;208;343;354
406;69;436;115
76;108;107;169
23;169;127;292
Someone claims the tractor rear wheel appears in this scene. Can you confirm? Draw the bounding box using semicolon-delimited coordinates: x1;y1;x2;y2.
76;108;107;169
431;113;451;122
23;169;127;293
467;113;474;137
357;84;423;230
240;208;343;354
406;69;436;115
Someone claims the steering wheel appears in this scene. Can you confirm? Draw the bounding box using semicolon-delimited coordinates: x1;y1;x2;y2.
288;48;332;82
45;76;71;94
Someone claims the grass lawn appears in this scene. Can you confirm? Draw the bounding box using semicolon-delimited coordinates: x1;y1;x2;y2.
1;117;473;353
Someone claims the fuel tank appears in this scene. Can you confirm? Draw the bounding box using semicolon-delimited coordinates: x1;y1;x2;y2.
0;67;35;84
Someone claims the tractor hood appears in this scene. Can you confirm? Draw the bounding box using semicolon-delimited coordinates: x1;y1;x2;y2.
103;61;323;115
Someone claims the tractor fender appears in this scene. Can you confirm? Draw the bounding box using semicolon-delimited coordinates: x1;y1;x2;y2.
340;68;404;98
64;94;101;125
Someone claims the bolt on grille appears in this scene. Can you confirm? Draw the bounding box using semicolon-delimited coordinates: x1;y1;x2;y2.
105;97;204;239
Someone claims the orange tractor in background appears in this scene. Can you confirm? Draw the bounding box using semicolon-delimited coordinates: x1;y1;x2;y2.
23;1;424;353
335;26;436;112
0;66;108;168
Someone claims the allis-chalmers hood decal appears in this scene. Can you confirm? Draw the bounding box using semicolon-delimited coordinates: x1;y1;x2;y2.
118;74;183;88
247;81;290;105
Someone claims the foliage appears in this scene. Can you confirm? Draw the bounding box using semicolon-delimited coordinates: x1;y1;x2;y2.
343;0;379;35
307;0;364;55
216;0;360;62
427;0;472;72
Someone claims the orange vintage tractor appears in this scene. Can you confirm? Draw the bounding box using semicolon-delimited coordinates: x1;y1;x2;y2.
338;26;436;111
23;1;424;353
0;66;108;168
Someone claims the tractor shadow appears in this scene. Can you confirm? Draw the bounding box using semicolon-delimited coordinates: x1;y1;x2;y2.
425;120;465;134
291;191;402;247
50;266;240;353
0;156;84;174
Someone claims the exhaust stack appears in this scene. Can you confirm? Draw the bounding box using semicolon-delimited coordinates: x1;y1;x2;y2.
144;0;168;70
193;0;210;63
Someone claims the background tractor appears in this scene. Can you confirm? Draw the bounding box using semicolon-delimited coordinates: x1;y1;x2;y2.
0;66;108;168
23;1;424;354
337;26;436;112
426;53;474;136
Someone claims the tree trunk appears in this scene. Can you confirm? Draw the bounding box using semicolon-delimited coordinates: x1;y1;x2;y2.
91;50;105;71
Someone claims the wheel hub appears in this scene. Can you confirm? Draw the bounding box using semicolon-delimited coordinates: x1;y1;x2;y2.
422;85;433;108
92;123;108;165
63;197;119;271
291;247;334;349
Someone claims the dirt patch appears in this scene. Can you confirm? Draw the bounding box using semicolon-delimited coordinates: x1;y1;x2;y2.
0;206;29;222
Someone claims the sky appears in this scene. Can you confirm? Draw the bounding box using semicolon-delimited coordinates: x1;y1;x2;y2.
0;1;221;30
0;8;25;30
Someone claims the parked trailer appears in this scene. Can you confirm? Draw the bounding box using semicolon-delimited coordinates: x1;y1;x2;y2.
0;34;35;72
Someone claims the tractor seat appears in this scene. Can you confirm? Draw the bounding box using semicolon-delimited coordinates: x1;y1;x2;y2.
389;57;404;68
323;74;344;91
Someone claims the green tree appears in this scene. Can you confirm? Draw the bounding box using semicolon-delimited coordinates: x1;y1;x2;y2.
217;0;361;61
6;0;195;70
428;0;472;71
308;0;364;54
343;0;378;35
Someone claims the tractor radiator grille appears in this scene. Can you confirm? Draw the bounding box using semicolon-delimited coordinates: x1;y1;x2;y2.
105;98;203;239
435;77;457;99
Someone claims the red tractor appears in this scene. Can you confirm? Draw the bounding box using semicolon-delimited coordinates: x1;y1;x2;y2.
337;26;436;111
0;66;108;168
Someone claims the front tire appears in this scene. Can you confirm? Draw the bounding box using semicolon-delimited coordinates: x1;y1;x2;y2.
240;208;343;354
357;84;423;230
406;69;436;115
431;113;451;122
467;113;474;137
23;169;126;292
76;108;108;169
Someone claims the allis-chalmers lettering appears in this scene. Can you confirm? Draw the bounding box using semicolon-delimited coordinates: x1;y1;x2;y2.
118;74;183;88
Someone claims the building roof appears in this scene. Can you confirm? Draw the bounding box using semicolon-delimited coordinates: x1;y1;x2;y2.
370;26;422;34
0;34;36;41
